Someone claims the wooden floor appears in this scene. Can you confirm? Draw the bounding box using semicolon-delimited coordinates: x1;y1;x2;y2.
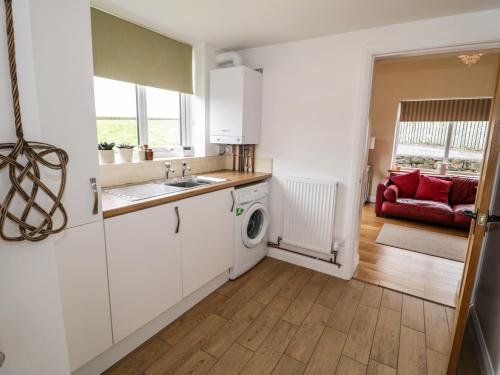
354;204;467;307
104;257;455;375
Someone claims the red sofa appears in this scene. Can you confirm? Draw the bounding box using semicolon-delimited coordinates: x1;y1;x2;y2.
375;171;478;229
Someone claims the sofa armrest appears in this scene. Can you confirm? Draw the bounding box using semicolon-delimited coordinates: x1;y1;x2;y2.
375;177;391;216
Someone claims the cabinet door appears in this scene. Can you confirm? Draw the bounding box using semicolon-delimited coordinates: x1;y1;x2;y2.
29;0;101;228
105;203;182;343
54;221;112;371
181;188;235;297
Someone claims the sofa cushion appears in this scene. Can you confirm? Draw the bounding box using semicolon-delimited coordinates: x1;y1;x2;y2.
391;169;421;198
383;185;399;202
415;175;453;204
382;198;454;225
453;203;474;228
450;176;478;205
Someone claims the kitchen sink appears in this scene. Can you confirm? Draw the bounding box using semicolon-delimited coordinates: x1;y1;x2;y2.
105;176;227;202
162;176;226;188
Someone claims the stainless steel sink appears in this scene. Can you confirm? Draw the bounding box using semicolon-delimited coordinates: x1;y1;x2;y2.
104;176;226;202
162;176;226;188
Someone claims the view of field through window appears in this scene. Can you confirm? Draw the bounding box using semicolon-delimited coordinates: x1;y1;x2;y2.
94;77;181;148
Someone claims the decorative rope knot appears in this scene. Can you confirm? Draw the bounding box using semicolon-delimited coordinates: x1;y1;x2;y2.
0;0;69;241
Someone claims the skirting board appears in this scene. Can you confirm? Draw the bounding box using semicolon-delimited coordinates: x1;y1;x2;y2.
73;271;229;375
469;306;494;375
268;247;347;279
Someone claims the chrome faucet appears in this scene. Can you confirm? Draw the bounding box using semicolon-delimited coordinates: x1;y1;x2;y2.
182;161;191;178
165;162;175;180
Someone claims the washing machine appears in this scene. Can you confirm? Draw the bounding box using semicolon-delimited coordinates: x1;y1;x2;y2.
229;180;270;280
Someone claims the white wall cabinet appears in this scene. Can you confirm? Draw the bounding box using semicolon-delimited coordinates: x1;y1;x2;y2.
180;188;235;297
210;66;262;144
54;221;113;371
104;202;183;343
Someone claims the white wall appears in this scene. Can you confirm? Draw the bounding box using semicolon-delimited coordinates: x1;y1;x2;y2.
238;9;500;278
191;42;220;157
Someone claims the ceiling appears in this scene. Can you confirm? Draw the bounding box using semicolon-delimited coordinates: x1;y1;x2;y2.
91;0;500;50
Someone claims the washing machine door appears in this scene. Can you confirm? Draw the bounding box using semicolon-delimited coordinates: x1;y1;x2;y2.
241;202;270;248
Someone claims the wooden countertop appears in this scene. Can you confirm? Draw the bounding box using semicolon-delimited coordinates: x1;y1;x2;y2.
102;170;272;219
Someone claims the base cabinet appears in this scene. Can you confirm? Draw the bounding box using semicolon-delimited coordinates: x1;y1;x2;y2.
54;221;112;371
180;188;235;297
103;188;235;345
104;202;183;343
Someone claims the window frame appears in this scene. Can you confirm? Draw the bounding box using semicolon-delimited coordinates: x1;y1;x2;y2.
95;77;189;153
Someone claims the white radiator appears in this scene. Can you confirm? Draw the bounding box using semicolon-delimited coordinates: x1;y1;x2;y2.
281;177;339;255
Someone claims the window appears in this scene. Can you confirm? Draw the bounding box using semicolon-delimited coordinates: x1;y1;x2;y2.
94;77;187;149
393;99;491;175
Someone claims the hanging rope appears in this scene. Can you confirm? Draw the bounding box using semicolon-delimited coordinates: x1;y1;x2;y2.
0;0;69;241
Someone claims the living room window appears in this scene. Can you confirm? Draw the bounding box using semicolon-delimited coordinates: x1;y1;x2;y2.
393;98;492;175
94;77;187;150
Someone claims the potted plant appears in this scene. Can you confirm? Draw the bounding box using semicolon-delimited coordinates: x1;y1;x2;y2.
98;142;115;164
117;144;134;162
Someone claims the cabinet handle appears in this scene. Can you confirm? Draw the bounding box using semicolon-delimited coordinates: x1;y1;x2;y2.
90;177;98;215
0;352;5;368
230;190;235;212
174;206;180;233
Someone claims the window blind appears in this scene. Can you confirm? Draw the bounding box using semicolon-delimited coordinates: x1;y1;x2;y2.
399;98;492;122
90;8;193;94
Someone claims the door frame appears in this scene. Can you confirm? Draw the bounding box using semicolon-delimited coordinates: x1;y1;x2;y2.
348;40;500;372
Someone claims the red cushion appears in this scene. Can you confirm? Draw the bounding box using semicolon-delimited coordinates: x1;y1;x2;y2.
449;176;478;205
383;185;399;202
415;175;453;204
391;169;421;198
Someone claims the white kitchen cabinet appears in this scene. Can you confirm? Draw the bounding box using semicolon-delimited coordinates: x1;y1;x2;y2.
54;221;112;371
209;66;262;144
180;188;235;297
29;0;102;228
104;202;183;343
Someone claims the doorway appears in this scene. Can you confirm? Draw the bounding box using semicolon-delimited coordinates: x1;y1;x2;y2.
354;50;499;307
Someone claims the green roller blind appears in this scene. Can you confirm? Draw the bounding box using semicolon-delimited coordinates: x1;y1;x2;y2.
90;8;193;94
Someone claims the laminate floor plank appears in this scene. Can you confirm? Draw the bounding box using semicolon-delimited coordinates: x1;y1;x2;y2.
204;300;264;358
327;286;363;333
237;295;290;351
282;282;323;326
145;314;226;375
316;277;347;309
381;289;402;312
401;295;425;332
423;301;451;355
206;343;254;375
334;356;367;375
397;326;427;375
240;320;298;375
342;304;379;364
272;355;306;375
370;307;401;368
303;327;346;375
286;304;331;363
279;268;314;300
172;350;216;375
366;359;396;375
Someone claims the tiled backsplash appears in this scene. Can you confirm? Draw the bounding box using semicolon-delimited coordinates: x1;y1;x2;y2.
100;155;273;187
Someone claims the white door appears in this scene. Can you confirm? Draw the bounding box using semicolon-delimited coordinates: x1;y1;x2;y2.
54;221;112;371
105;203;183;343
180;188;235;297
29;0;101;228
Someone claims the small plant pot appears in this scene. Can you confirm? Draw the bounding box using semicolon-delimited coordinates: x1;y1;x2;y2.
119;148;134;163
99;149;115;164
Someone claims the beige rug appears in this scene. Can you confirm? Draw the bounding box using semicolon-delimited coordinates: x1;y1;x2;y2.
375;223;467;262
